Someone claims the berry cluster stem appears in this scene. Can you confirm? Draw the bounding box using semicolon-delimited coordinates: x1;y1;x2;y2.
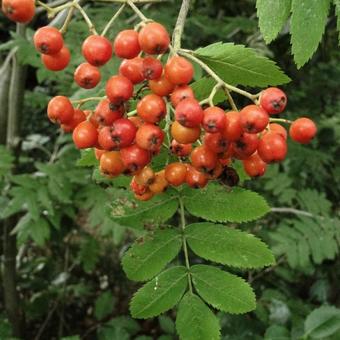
101;4;126;36
269;118;292;124
172;0;191;51
74;3;98;34
127;0;149;22
178;195;193;293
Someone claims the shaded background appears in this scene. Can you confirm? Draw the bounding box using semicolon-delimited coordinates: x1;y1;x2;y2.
0;0;339;339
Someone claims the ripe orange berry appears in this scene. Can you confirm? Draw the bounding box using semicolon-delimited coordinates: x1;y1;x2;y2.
72;121;98;149
74;63;101;89
171;121;201;144
289;118;317;144
165;56;194;85
149;170;168;193
33;26;64;55
138;22;170;55
47;96;74;124
165;162;187;186
41;46;71;71
100;151;125;177
2;0;35;23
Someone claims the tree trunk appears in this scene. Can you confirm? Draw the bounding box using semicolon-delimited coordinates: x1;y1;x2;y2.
2;23;27;339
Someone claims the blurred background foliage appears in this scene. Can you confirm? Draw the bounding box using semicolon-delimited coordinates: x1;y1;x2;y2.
0;0;339;339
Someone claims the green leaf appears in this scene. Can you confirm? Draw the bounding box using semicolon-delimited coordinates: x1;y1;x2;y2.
183;183;270;223
79;237;100;273
95;291;116;320
122;228;182;282
304;305;340;339
186;223;275;268
291;0;331;68
30;218;50;246
130;266;188;319
77;149;98;167
191;265;256;314
256;0;291;43
176;293;220;340
159;315;175;334
110;189;179;230
264;324;290;340
194;42;291;87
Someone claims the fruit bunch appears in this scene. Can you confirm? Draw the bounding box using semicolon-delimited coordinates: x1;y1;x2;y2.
44;20;316;201
4;1;317;201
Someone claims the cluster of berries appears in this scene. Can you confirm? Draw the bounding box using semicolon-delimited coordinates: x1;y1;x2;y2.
16;8;316;201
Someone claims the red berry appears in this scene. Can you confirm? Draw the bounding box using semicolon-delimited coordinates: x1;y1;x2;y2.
233;133;259;159
114;30;140;59
243;152;267;177
203;106;226;133
47;96;74;124
129;116;144;128
74;63;101;89
135;166;155;186
266;123;287;140
289;118;317;144
41;46;70;71
204;132;229;154
94;99;123;126
72;121;98;149
170;140;192;157
130;177;148;195
175;98;203;128
138;22;170;55
100;151;125;177
136;123;165;151
119;57;144;84
240;105;269;134
171;121;201;144
2;0;35;23
98;126;115;151
95;148;106;160
258;132;287;163
106;75;133;104
143;57;163;80
165;56;194;85
33;26;63;55
170;85;195;108
191;145;217;173
111;118;137;149
82;35;112;66
165;162;187;187
260;87;287;114
149;75;175;97
61;109;86;132
120;144;151;173
186;165;208;188
223;111;243;141
137;94;166;124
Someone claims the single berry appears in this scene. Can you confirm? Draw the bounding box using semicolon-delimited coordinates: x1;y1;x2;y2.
114;29;140;59
137;94;166;123
223;111;243;141
136;123;165;151
175;98;203;128
94;99;124;126
72;121;98;149
260;87;287;114
204;132;229;154
143;57;163;80
120;144;151;174
233;133;259;159
170;85;195;108
33;26;64;55
289;117;317;144
170;140;192;157
171;121;201;144
82;35;112;66
191;145;217;173
243;152;267;177
165;56;194;85
138;22;170;54
186;165;208;188
100;151;125;177
119;57;144;84
240;105;269;134
41;46;71;71
165;162;187;186
47;96;74;124
106;75;133;104
258;131;287;163
61;109;86;132
74;63;101;89
2;0;35;23
149;75;175;97
149;170;168;193
203;106;226;133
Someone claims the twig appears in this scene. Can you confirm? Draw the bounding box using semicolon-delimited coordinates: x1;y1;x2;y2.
74;3;98;34
34;301;59;340
101;4;126;36
271;207;315;218
269;118;292;124
172;0;191;51
223;87;238;111
127;0;148;21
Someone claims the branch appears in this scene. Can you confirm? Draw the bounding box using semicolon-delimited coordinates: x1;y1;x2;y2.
270;207;317;218
172;0;191;51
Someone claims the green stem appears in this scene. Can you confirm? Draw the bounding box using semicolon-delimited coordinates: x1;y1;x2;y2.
75;3;98;34
269;118;292;124
71;96;105;105
179;196;193;293
59;3;76;34
223;87;238;111
101;4;126;36
127;0;148;21
172;0;191;51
